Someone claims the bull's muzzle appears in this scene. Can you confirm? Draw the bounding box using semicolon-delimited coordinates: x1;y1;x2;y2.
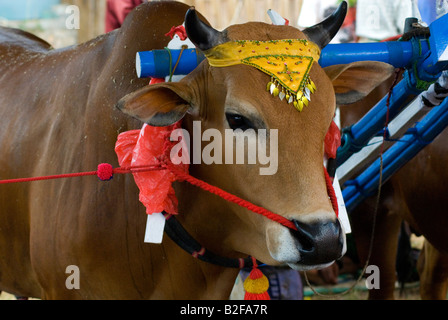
291;219;344;265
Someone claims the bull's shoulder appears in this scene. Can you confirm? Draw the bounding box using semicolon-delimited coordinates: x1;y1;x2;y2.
0;26;52;53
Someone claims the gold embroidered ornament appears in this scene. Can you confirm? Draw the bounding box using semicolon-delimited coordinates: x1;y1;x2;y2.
204;39;320;112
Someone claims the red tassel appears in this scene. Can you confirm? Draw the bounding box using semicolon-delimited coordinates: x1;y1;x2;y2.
243;259;270;300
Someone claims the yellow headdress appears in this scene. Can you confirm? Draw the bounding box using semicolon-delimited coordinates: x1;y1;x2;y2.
204;39;321;112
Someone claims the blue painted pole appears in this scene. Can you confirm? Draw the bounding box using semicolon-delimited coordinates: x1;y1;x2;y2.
135;40;430;78
319;40;429;68
342;97;448;212
136;49;205;78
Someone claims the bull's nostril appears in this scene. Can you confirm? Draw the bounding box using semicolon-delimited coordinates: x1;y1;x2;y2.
292;220;314;253
291;219;343;265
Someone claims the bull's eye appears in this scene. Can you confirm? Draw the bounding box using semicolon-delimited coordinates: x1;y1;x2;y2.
226;113;254;131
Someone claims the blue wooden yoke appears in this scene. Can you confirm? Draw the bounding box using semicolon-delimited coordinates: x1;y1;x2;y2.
343;96;448;212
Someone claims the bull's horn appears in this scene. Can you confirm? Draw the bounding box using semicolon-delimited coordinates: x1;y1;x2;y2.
185;7;226;51
302;1;348;49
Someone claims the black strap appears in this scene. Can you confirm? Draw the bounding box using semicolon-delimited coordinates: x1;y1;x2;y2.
163;212;261;269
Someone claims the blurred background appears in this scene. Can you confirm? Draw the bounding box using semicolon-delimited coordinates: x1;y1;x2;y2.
1;0;443;48
0;0;104;47
2;0;446;47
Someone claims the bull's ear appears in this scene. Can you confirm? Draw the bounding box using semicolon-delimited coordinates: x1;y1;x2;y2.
324;61;396;105
116;82;194;126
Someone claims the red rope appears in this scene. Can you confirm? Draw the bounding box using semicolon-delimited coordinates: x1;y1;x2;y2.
0;146;338;232
163;160;298;231
324;167;339;217
0;171;97;184
0;164;164;184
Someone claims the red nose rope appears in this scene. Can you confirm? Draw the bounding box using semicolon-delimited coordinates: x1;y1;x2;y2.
0;161;338;224
0;147;338;230
163;161;338;230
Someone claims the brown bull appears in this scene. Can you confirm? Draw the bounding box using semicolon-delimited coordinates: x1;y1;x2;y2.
0;1;392;299
339;75;448;300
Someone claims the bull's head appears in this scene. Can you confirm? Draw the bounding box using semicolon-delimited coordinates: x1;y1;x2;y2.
117;2;394;271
